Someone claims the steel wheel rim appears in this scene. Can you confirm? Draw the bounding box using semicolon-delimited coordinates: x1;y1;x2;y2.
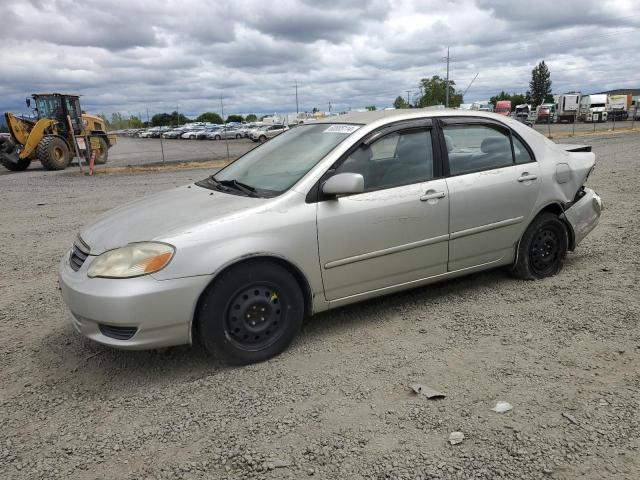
529;226;560;276
53;146;64;161
224;283;285;351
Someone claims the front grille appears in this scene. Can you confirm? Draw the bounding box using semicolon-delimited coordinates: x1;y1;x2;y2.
98;324;138;340
69;237;90;272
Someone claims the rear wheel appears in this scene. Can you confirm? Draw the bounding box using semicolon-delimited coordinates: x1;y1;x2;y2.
197;260;304;364
94;137;108;164
37;136;70;170
259;135;267;143
235;134;241;139
511;213;568;280
214;135;221;140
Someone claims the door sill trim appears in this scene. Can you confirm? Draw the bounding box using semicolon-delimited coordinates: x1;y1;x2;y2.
324;234;449;269
450;216;523;240
327;258;504;305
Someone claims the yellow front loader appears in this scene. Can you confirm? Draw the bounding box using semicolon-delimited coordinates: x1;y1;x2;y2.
0;93;116;171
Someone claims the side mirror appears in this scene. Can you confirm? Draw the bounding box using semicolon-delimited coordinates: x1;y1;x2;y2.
322;172;364;197
26;98;31;108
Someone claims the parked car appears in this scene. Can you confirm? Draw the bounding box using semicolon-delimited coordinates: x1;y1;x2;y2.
238;123;261;137
196;127;221;140
250;124;288;142
163;129;187;139
181;129;206;140
208;127;244;140
59;110;601;364
138;128;159;138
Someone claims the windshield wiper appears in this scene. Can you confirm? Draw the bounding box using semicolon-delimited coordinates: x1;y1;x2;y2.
218;179;259;197
203;175;230;192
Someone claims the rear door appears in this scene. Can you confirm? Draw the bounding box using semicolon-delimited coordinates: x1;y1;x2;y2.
440;118;540;271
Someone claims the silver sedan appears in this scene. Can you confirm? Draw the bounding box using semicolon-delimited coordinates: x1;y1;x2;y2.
59;110;601;364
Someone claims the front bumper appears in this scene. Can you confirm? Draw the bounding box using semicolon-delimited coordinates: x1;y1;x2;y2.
562;187;602;246
58;254;213;350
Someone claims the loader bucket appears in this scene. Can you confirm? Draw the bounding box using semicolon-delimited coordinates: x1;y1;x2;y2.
0;138;20;165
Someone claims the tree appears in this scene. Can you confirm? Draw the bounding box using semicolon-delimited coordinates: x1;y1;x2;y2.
416;75;462;108
245;114;257;122
393;96;408;109
365;105;377;111
151;111;188;126
529;61;553;107
197;112;223;124
226;114;244;123
488;91;529;110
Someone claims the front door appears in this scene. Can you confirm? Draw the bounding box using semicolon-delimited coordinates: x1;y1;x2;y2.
317;126;449;301
442;120;541;271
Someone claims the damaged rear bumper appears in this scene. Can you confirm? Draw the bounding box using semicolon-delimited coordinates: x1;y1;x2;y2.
562;187;602;247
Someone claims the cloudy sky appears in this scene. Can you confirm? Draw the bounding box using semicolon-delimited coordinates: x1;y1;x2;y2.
1;0;638;119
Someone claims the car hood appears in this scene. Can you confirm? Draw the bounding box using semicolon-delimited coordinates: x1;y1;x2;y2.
80;184;262;255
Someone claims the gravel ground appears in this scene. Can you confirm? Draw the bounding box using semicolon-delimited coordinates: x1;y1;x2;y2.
0;131;638;480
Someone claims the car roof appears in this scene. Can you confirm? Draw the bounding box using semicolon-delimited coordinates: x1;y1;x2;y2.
311;108;514;125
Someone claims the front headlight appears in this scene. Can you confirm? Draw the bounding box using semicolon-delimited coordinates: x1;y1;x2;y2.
87;242;175;279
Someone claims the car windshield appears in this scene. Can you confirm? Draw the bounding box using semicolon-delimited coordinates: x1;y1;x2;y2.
208;123;360;196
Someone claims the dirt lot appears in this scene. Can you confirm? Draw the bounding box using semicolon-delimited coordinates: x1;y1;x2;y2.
0;131;638;480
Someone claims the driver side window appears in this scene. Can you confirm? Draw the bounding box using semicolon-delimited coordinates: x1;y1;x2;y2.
335;129;433;191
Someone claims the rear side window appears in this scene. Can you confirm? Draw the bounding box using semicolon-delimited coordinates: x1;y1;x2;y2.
443;124;514;175
513;135;534;164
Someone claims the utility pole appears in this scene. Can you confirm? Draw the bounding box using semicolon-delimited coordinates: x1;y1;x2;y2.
445;46;450;107
146;108;150;125
294;80;299;115
406;90;411;107
328;101;332;114
220;95;230;162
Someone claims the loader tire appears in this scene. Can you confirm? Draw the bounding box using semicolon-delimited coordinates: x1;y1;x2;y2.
37;136;70;170
0;140;30;171
94;137;109;164
0;156;31;171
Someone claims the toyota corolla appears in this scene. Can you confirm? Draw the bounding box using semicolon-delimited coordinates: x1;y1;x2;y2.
59;110;601;364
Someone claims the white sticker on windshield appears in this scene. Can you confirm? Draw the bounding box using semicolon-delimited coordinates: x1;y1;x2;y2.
323;125;360;134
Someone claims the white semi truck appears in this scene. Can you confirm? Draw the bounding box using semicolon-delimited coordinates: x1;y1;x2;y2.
579;94;608;123
607;94;630;121
556;92;581;123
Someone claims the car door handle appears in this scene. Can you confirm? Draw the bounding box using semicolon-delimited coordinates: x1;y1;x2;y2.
517;173;538;182
420;191;446;201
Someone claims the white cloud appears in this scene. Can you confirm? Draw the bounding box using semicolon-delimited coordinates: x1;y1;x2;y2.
0;0;638;118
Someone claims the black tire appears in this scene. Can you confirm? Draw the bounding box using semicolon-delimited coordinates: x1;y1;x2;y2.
511;212;568;280
37;136;70;170
214;135;221;140
197;260;304;364
235;134;241;139
94;137;108;164
0;141;31;171
259;135;267;143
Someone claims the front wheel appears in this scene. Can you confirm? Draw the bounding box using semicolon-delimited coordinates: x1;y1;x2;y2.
197;261;304;364
214;135;221;140
259;135;267;143
235;134;241;139
37;136;70;170
511;213;568;280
